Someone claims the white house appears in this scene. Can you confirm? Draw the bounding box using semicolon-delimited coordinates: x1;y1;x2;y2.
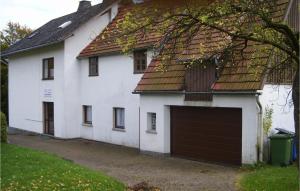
3;0;119;138
2;0;297;165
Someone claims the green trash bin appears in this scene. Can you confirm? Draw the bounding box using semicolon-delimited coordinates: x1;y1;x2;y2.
270;134;292;166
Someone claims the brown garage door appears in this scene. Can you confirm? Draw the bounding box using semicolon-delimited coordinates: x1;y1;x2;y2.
171;106;242;165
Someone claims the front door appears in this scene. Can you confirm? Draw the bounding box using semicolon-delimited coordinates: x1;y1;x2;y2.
43;102;54;136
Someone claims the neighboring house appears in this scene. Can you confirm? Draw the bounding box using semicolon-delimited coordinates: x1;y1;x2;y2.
260;67;295;133
1;0;297;165
259;0;298;133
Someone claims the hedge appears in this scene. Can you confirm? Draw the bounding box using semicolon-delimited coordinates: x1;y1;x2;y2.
1;112;7;143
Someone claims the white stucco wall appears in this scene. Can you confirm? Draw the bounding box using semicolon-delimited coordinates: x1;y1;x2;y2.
8;44;65;137
78;51;153;148
63;4;116;138
8;2;119;138
139;94;260;164
260;84;294;133
8;2;281;166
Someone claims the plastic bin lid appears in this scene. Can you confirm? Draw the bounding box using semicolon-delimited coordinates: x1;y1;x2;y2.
270;134;293;139
275;128;295;135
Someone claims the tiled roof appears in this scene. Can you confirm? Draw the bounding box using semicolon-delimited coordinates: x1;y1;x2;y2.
135;59;186;91
78;4;161;58
79;1;289;92
211;42;269;91
135;29;269;92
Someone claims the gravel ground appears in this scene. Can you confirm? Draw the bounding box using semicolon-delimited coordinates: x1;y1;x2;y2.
8;133;239;191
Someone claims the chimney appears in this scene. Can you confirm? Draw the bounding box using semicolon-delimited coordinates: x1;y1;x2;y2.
77;0;91;12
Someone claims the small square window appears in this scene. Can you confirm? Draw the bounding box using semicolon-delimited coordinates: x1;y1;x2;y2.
83;105;92;125
42;58;54;80
134;50;147;74
147;112;156;132
89;57;98;76
114;108;125;129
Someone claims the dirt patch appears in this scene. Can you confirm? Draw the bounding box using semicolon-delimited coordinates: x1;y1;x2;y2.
8;133;239;191
127;182;161;191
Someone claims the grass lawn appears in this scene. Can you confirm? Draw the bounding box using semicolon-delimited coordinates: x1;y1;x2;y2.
238;164;299;191
1;143;125;191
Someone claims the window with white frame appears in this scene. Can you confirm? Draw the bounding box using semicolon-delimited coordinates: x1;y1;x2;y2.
114;108;125;129
147;112;156;132
83;105;92;125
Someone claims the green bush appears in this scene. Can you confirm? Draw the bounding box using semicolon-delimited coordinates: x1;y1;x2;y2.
1;112;8;143
263;105;273;135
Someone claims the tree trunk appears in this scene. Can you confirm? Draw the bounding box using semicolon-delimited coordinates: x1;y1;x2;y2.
292;64;299;168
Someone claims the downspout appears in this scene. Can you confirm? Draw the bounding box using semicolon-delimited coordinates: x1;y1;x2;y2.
138;107;141;151
256;95;263;162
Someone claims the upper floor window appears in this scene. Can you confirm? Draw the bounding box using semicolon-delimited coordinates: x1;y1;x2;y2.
42;58;54;80
133;50;147;74
89;57;98;76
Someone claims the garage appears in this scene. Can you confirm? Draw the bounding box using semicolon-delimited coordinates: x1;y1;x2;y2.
171;106;242;165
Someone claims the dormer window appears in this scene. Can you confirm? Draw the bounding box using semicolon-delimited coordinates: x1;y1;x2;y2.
27;31;39;39
184;62;217;101
133;50;147;74
58;21;72;29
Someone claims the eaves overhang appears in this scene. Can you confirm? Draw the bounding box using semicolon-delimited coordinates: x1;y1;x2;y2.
1;40;64;58
133;90;261;95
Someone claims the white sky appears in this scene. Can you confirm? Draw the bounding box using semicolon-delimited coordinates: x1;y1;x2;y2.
0;0;103;30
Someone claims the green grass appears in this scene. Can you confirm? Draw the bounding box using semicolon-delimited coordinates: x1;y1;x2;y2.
1;144;125;191
238;164;299;191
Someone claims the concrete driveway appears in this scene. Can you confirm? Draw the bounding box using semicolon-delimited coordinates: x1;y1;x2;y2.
8;133;239;191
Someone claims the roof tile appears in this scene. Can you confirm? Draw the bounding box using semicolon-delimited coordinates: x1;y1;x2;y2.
79;1;288;92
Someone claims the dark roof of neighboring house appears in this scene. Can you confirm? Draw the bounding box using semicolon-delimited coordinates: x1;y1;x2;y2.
1;0;117;57
79;1;290;92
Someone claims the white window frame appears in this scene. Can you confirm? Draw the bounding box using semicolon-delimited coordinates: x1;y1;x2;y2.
83;105;92;126
113;108;125;131
147;112;157;134
42;57;54;80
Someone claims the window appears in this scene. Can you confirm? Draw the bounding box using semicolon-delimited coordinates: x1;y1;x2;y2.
184;61;216;101
43;58;54;80
83;105;92;125
114;108;125;129
58;21;72;29
27;31;39;39
147;113;156;132
133;50;147;74
89;57;98;76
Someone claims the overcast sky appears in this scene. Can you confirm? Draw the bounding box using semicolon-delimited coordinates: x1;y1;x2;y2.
0;0;103;30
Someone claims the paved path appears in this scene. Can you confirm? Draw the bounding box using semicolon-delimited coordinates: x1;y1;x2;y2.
8;133;239;191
